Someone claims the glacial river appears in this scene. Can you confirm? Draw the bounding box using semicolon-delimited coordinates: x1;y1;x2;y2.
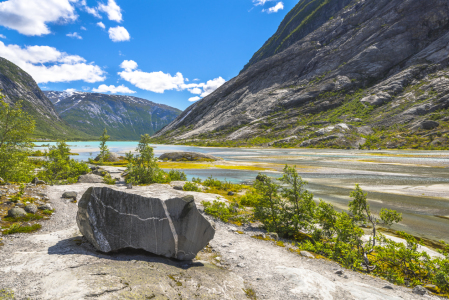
35;142;449;244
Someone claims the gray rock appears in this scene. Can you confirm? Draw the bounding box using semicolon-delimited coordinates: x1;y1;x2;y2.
360;92;391;106
268;232;278;240
300;135;339;147
268;136;298;146
31;177;39;184
15;202;24;207
411;120;440;131
24;204;38;214
76;187;215;260
91;168;109;177
62;191;77;200
383;286;393;290
0;177;4;182
38;204;53;211
94;152;121;162
7;208;27;218
412;285;427;295
356;126;374;136
300;251;314;259
159;152;221;162
173;185;183;191
227;191;235;196
36;180;46;185
78;174;104;183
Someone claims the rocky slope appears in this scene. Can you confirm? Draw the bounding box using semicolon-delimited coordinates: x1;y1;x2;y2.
44;91;181;140
0;58;91;140
155;0;449;150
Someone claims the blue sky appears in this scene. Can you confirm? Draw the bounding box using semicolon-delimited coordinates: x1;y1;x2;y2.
0;0;297;110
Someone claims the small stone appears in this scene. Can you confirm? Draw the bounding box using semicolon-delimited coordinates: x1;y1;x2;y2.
300;251;314;259
25;204;38;214
412;285;427;295
126;183;132;189
221;244;228;247
31;177;39;184
335;270;344;275
173;185;183;191
237;263;245;268
7;208;27;218
256;278;262;281
383;286;393;290
227;191;235;196
38;204;53;211
62;191;77;200
268;232;278;240
15;202;25;207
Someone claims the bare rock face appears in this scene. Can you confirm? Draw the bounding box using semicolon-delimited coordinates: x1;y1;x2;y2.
76;187;215;260
159;152;221;162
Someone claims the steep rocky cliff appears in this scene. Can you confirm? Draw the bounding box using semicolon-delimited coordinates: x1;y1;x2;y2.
44;91;181;140
155;0;449;149
0;57;92;140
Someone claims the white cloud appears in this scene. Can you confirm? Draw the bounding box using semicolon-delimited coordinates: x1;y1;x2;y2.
67;32;82;39
108;26;130;42
96;21;105;29
263;2;284;13
188;87;202;95
120;60;138;71
81;26;87;30
0;0;77;36
93;84;136;94
193;78;200;81
198;77;226;97
85;5;101;18
118;60;226;98
0;41;106;83
0;34;5;39
253;0;274;6
188;96;201;102
64;88;77;93
98;0;122;22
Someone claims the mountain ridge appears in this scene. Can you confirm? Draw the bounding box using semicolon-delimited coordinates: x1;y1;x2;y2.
44;91;182;140
154;0;449;150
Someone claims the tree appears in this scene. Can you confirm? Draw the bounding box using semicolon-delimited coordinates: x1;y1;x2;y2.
0;97;35;182
125;134;166;184
280;165;316;235
253;173;281;233
98;128;110;163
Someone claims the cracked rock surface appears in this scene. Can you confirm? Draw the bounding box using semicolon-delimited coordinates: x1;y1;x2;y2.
77;186;215;260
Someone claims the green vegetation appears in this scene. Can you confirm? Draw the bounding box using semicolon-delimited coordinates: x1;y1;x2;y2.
0;98;35;182
103;173;117;185
200;166;449;296
37;141;90;184
125;134;188;184
2;223;42;235
98;128;110;163
4;213;43;223
183;182;201;192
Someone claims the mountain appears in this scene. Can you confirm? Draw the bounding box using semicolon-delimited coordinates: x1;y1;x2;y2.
0;57;93;140
44;91;182;140
154;0;449;149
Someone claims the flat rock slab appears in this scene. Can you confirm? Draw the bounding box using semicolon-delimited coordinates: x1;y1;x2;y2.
159;151;221;162
76;186;215;260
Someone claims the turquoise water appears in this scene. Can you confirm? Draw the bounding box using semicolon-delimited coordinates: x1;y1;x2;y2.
34;142;449;243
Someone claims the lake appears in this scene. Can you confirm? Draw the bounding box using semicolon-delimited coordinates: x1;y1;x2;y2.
34;142;449;243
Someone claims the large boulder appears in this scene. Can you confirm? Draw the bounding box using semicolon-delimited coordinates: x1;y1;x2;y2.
159;152;221;162
76;187;215;260
94;152;121;162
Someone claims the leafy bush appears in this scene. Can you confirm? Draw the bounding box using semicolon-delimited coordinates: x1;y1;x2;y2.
125;134;169;184
103;173;116;185
168;169;187;181
201;200;236;222
0;98;35;182
183;182;201;192
38;141;90;184
98;128;110;163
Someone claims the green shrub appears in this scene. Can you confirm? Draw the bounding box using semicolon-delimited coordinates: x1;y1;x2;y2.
237;188;261;207
4;213;43;223
168;169;187;181
183;182;201;192
125;134;169;184
201;200;235;222
103;173;116;185
42;210;54;215
38;141;90;184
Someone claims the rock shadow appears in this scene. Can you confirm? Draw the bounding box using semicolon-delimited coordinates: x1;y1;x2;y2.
47;236;204;270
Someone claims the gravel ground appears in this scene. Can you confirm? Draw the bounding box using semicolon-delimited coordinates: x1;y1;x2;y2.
0;169;444;299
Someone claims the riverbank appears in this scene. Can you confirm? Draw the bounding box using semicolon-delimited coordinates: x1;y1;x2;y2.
0;176;443;299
